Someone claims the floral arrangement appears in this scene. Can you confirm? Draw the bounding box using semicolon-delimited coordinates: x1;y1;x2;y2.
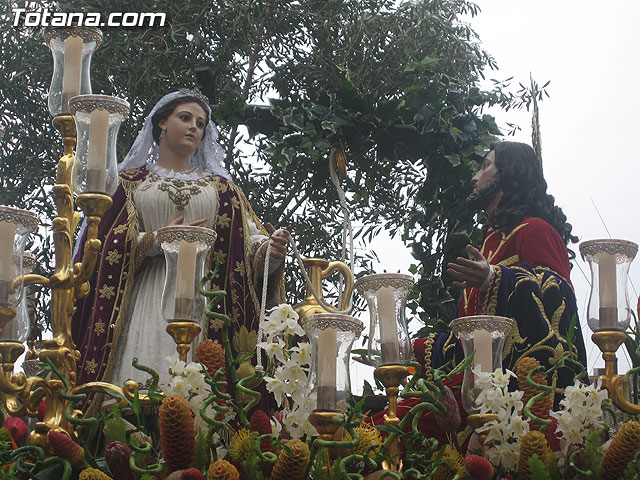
3;281;640;479
258;304;317;439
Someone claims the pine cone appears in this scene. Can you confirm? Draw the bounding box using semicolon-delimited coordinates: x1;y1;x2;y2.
431;445;466;480
181;468;206;480
518;430;552;480
79;468;113;480
516;356;552;429
159;395;196;472
207;460;240;480
195;339;226;380
105;441;135;480
250;410;273;453
48;430;85;464
464;455;494;480
270;439;310;480
602;420;640;480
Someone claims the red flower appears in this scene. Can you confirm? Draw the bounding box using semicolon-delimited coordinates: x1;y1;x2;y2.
249;410;273;453
464;454;494;480
105;441;135;480
181;468;205;480
3;418;27;445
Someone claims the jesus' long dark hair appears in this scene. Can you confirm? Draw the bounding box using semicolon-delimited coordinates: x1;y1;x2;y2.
486;141;578;251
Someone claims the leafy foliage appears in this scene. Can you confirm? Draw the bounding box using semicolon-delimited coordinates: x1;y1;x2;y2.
1;0;539;334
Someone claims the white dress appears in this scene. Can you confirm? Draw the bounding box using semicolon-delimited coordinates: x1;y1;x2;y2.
111;165;265;388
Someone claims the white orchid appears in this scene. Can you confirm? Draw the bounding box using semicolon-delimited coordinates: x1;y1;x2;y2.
264;375;288;407
550;379;608;453
289;343;311;366
473;367;529;472
258;303;314;439
257;338;287;363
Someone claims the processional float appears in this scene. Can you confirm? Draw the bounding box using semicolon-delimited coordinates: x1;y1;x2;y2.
1;25;640;477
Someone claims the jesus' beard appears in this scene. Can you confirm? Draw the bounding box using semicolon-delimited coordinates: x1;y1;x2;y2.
466;177;501;211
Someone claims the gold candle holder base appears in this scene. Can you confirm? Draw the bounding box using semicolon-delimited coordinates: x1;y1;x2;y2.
309;410;344;475
76;193;113;217
467;413;498;458
52;114;77;156
0;341;26;372
166;321;202;362
0;307;16;338
374;364;410;471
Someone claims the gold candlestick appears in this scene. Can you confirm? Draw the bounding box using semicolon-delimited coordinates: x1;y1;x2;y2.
466;413;499;458
374;364;410;471
591;330;640;414
309;410;344;475
166;321;202;362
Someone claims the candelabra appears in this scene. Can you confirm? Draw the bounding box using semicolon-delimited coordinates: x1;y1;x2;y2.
580;239;640;414
0;26;158;450
356;273;414;471
450;315;513;458
305;312;363;473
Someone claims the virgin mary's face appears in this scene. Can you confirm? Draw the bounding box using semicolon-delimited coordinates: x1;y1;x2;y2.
159;102;207;157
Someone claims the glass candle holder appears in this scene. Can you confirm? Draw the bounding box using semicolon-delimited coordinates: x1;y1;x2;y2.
0;207;39;308
44;26;102;116
157;226;217;323
450;315;513;414
355;273;414;366
304;313;363;412
69;95;130;195
580;239;638;332
0;252;37;343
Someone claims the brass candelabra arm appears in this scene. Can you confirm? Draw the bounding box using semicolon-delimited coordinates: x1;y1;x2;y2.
601;374;640;415
122;379;165;406
20;274;51;289
592;331;640;414
3;380;51;418
73;193;112;289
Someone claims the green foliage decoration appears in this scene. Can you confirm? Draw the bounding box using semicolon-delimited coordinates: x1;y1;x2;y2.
2;0;541;336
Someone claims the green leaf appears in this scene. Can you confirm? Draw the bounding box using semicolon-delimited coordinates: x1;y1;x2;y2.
527;454;551;480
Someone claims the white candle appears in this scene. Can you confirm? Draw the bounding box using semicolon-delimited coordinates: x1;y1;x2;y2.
377;286;400;363
598;252;618;328
61;36;83;109
0;222;16;281
87;108;109;191
318;327;337;387
473;329;493;373
317;327;337;410
175;240;197;300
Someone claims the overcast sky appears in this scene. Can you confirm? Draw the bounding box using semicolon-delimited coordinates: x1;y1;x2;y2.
369;0;640;378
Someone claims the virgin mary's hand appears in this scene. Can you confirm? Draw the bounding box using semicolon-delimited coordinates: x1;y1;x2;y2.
265;222;290;267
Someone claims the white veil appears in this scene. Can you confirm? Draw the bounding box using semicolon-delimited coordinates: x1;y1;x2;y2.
118;91;231;179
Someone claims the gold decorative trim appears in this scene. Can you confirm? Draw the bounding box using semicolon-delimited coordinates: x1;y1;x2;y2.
484;265;502;315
